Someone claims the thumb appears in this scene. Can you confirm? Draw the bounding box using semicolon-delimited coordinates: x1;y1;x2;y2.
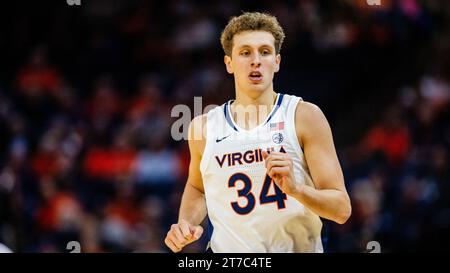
190;225;204;240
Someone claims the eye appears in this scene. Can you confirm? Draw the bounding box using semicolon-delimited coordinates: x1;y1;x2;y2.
261;49;271;55
240;50;250;56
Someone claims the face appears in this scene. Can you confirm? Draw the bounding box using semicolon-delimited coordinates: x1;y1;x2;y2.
224;30;281;95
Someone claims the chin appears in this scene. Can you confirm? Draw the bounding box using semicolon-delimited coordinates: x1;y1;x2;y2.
248;84;269;93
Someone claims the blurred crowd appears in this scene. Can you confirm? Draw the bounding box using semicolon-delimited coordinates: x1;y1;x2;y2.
0;0;449;252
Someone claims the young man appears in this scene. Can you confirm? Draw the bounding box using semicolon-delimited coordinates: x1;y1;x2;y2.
165;12;351;253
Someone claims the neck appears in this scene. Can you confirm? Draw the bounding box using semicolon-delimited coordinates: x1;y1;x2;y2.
234;88;277;108
230;88;278;130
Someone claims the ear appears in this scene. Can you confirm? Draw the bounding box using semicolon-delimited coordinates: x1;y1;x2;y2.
224;55;234;74
274;54;281;73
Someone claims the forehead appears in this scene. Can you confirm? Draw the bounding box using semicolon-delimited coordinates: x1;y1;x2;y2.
232;30;275;49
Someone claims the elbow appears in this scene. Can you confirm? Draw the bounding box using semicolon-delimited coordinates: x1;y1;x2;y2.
336;208;351;225
335;198;352;225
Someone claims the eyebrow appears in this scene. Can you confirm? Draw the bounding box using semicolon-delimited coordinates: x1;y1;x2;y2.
237;44;274;50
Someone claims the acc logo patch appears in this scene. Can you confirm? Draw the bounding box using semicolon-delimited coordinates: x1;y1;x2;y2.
272;133;283;144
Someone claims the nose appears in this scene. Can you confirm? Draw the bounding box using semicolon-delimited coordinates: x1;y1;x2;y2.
251;53;261;67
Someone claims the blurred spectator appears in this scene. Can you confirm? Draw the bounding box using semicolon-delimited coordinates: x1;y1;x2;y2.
16;47;62;98
83;126;136;180
0;0;449;253
35;176;83;252
99;175;139;252
360;105;411;167
133;114;181;200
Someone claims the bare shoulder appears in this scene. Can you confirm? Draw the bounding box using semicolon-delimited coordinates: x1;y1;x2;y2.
188;114;208;156
295;101;331;145
295;101;327;124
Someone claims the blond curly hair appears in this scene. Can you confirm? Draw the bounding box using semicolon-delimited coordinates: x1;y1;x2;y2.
220;12;285;57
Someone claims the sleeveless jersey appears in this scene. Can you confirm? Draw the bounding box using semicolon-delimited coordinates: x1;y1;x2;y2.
200;93;323;253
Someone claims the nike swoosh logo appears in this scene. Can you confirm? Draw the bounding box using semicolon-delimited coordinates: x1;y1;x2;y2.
216;134;231;143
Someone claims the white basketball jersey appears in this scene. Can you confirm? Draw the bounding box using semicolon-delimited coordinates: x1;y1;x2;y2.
200;93;323;253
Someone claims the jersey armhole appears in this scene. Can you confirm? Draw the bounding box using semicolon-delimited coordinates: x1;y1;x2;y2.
199;111;213;175
289;97;305;155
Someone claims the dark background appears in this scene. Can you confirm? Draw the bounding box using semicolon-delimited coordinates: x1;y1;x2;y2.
0;0;449;252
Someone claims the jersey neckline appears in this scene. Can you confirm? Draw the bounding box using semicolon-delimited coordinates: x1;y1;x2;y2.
223;93;284;133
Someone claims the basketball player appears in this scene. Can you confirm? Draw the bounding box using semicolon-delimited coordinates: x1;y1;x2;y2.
165;12;351;253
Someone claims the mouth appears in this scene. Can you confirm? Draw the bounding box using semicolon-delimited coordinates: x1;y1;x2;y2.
248;71;263;83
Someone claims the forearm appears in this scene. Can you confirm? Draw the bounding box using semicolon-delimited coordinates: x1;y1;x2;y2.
292;184;351;224
178;183;207;225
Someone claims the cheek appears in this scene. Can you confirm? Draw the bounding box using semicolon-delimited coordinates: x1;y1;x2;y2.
234;62;247;75
263;59;277;70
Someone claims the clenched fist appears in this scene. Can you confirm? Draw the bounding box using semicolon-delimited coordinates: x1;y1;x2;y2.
262;150;301;196
164;219;203;252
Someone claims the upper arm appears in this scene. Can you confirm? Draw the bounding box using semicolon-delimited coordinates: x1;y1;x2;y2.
296;101;347;193
186;114;207;193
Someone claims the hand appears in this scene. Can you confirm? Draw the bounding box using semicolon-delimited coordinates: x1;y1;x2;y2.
262;150;301;196
164;219;203;253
